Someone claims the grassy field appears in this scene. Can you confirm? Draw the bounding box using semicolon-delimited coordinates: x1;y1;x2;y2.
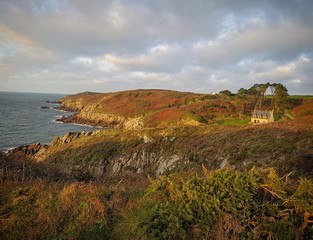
215;117;251;125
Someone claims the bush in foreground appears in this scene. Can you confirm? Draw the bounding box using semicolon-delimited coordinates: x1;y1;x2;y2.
115;168;313;240
1;168;312;239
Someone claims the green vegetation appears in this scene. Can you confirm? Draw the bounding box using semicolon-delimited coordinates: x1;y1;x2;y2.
235;82;290;116
182;111;208;123
215;117;250;125
1;168;312;239
288;95;313;100
115;168;313;240
219;89;233;96
116;169;257;239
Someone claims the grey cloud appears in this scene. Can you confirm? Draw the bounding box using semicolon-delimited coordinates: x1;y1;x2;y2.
0;0;312;94
102;43;190;73
194;20;313;66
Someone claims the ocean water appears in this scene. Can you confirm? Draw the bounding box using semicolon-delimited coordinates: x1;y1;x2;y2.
0;92;97;151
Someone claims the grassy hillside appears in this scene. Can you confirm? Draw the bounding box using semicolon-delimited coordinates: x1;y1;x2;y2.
59;90;313;129
59;89;237;128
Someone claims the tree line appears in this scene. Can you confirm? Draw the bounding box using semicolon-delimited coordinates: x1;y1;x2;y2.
219;82;289;115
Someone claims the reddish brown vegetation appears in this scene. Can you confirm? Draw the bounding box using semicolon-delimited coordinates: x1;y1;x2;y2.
292;102;313;117
60;90;238;127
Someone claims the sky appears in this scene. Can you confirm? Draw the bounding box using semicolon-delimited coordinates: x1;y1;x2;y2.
0;0;313;94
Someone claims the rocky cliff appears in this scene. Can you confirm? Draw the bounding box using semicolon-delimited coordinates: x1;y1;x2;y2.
9;115;312;180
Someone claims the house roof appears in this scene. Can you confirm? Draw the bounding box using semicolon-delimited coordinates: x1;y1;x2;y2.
252;110;272;119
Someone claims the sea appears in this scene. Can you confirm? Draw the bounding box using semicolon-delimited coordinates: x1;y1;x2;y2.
0;91;98;151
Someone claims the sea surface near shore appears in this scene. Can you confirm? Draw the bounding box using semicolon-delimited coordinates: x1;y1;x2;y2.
0;91;97;151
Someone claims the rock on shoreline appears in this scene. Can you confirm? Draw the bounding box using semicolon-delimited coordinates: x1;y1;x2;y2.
5;130;102;160
50;131;98;146
55;113;115;128
55;107;144;130
46;100;61;104
7;142;48;160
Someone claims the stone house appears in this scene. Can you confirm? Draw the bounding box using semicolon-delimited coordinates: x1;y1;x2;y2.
251;110;274;124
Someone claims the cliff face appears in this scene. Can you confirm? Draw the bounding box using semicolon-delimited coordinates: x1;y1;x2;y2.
57;90;237;129
11;115;310;180
44;129;187;178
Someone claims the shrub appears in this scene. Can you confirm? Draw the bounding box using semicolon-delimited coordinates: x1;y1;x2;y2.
116;168;313;240
183;111;208;123
116;169;258;239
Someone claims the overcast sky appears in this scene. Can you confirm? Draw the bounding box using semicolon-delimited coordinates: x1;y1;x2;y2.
0;0;312;94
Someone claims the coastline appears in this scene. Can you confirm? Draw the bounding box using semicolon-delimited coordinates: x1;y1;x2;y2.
55;105;116;128
0;93;102;153
54;103;108;128
55;114;111;128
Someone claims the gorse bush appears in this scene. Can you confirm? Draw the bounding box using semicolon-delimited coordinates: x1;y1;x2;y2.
115;169;258;239
115;168;313;240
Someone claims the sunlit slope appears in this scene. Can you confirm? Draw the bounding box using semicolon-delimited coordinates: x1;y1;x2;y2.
45;115;313;179
58;90;236;128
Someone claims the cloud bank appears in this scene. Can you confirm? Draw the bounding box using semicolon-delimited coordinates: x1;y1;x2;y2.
0;0;312;94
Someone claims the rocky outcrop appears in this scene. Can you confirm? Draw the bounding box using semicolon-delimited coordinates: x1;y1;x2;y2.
6;130;103;162
50;132;81;146
46;100;61;104
57;104;145;129
56;100;126;128
51;150;186;179
50;131;100;146
57;113;123;128
77;111;125;128
109;151;184;177
58;97;85;111
124;117;144;130
8;142;48;161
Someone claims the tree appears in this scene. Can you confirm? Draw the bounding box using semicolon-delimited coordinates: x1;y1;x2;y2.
237;88;248;96
219;90;232;96
273;83;289;113
247;85;258;96
236;83;289;113
236;88;249;116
